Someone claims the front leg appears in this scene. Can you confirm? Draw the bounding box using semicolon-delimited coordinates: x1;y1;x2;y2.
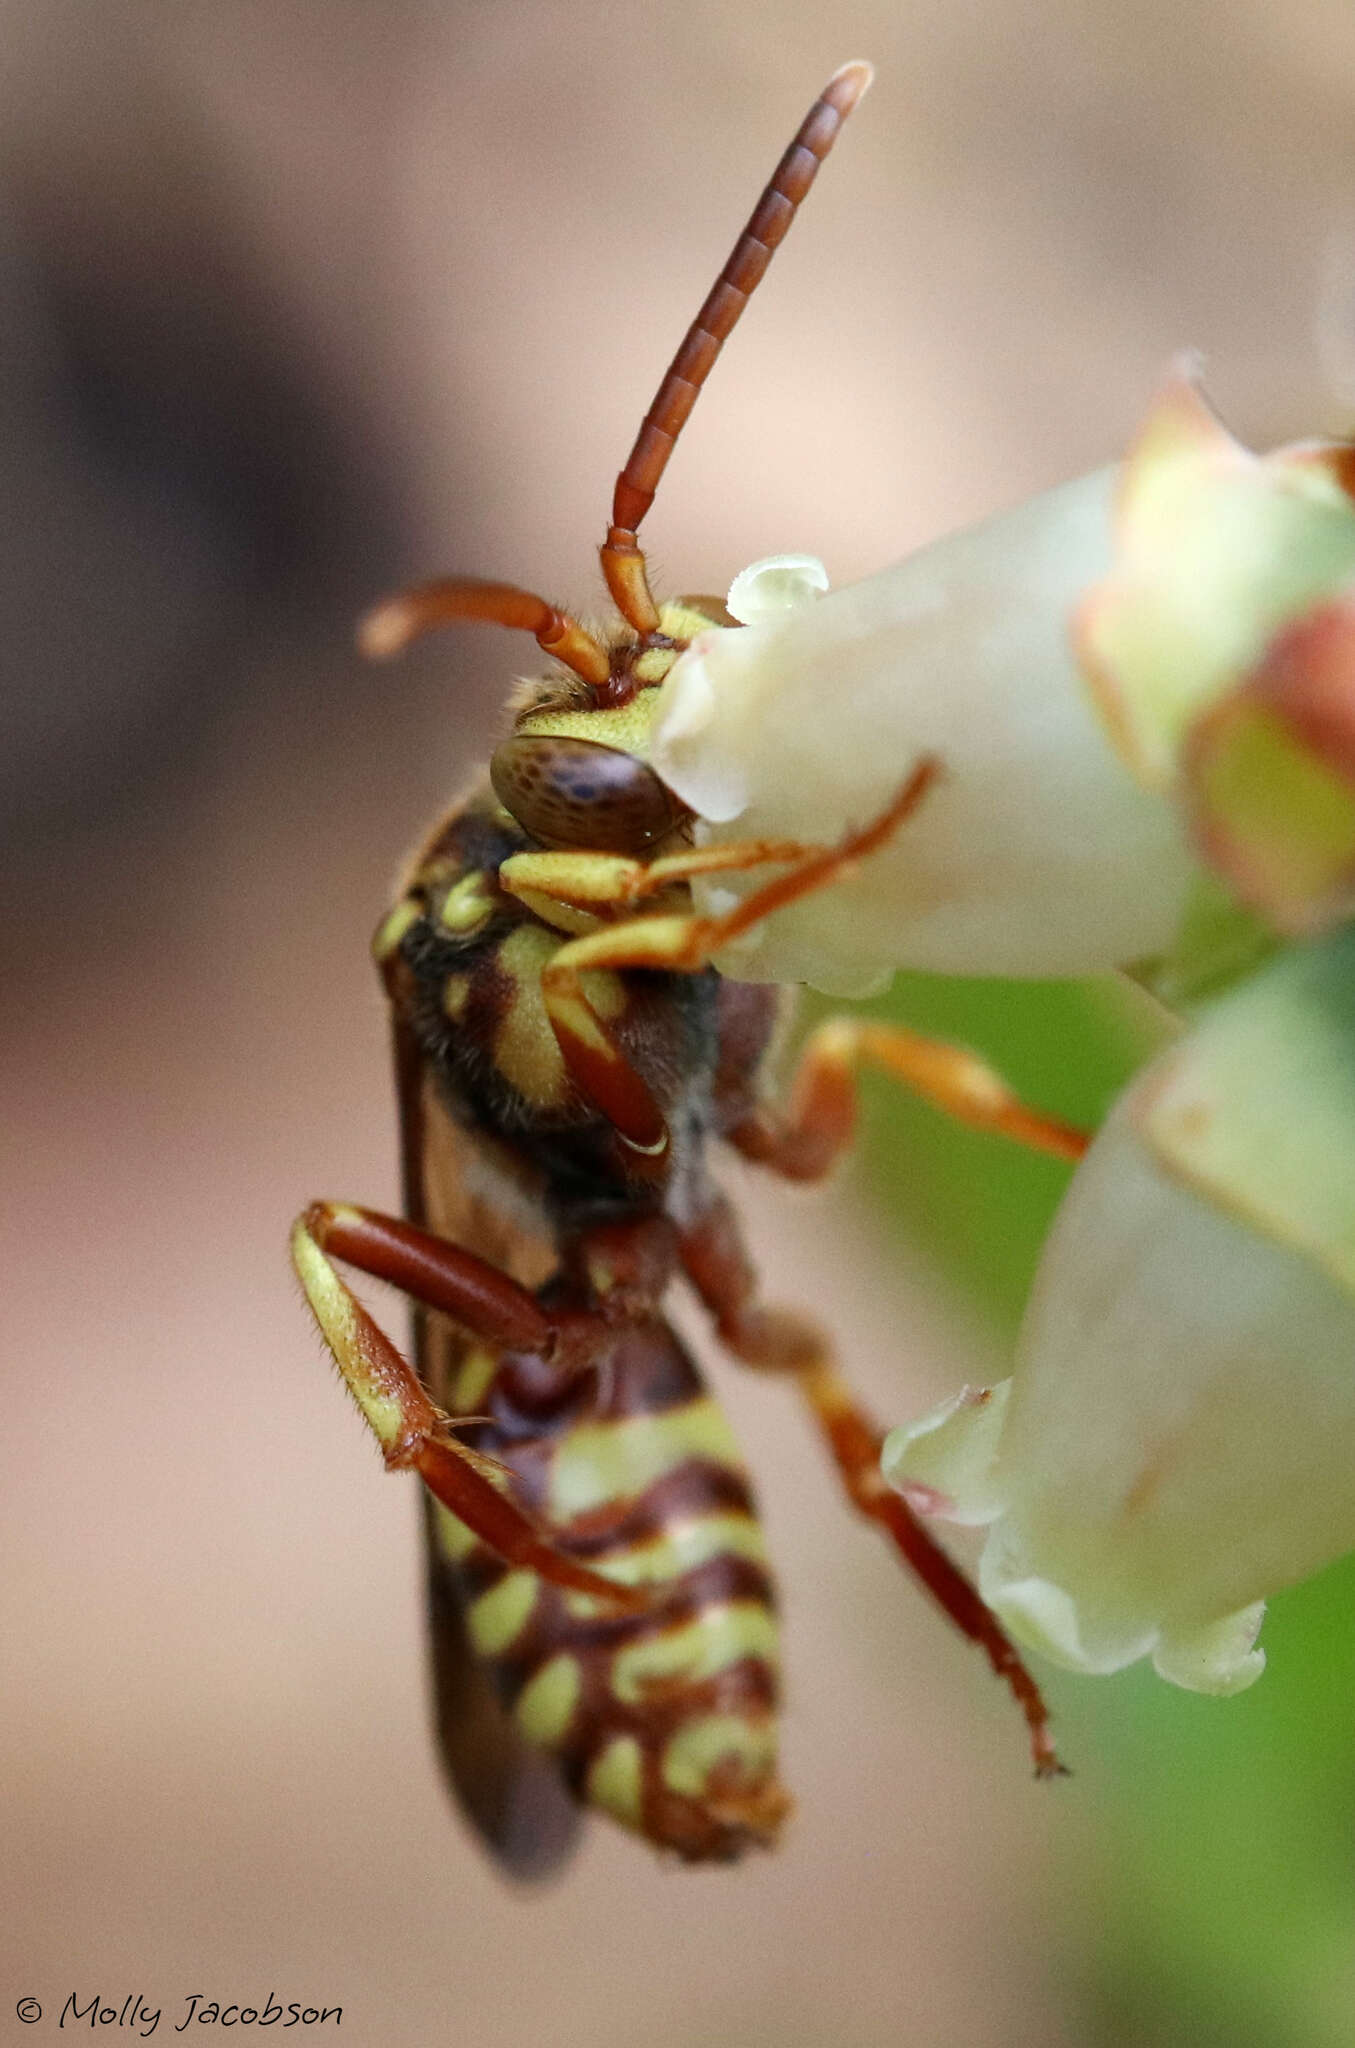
524;766;942;1157
291;1202;646;1610
678;1192;1065;1776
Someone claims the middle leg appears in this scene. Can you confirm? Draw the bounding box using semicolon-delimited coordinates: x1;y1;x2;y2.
730;1015;1091;1181
292;1201;648;1611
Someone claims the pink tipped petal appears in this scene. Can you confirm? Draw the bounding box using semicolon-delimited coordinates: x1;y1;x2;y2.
1183;603;1355;932
1078;369;1355;791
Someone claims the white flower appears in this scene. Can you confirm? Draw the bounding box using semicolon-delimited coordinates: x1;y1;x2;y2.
1077;371;1355;934
651;472;1199;993
651;369;1355;991
882;928;1355;1694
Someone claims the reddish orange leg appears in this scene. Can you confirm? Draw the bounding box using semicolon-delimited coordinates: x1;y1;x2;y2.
291;1202;647;1612
679;1193;1065;1777
532;766;940;1158
734;1017;1090;1180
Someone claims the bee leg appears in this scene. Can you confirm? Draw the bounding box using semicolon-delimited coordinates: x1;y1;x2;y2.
291;1201;647;1612
678;1192;1065;1777
731;1017;1090;1177
499;833;839;920
535;764;941;1151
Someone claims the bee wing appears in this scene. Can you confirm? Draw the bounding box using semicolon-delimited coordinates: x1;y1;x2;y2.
421;1496;581;1880
394;1014;583;1879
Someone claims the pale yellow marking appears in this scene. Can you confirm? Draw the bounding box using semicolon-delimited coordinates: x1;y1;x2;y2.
290;1221;404;1446
371;897;420;963
561;1514;769;1617
494;926;626;1108
547;912;694;981
509;889;603;939
659;602;726;642
661;1714;778;1800
442;976;470;1020
588;1513;768;1590
431;1502;478;1563
631;645;676;684
618;1128;668;1158
493;926;569;1107
467;1568;538;1656
612;1604;779;1706
439;871;494;934
505;849;633;898
449;1345;497;1415
518;692;659;757
587;1736;644;1826
549;1398;745;1521
291;1223;358;1348
547;988;613;1061
580;970;625;1019
514;1653;582;1747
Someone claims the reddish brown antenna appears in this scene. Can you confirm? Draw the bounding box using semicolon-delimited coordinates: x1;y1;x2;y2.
360;576;610;687
600;60;874;635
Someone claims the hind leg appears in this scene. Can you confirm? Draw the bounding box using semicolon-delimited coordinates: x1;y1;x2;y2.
678;1192;1064;1776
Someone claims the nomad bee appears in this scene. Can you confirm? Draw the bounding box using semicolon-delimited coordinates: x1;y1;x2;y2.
294;62;1083;1872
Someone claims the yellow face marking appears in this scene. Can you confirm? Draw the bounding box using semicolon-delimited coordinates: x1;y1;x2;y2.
467;1569;538;1657
587;1737;644;1826
431;1503;479;1564
661;1714;778;1801
659;601;726;642
612;1603;779;1706
443;975;470;1020
517;693;659;757
514;1653;582;1747
549;1398;746;1521
439;871;495;934
371;897;421;963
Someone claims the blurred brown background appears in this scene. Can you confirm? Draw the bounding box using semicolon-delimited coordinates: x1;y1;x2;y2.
4;2;1353;2043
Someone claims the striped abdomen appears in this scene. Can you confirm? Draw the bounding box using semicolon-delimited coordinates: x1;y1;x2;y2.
434;1316;788;1861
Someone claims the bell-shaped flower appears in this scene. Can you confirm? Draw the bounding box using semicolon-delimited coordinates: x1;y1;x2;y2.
882;926;1355;1694
650;473;1197;993
1078;370;1355;934
650;369;1355;992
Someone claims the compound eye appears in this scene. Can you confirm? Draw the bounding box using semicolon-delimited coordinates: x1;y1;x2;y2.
490;736;683;852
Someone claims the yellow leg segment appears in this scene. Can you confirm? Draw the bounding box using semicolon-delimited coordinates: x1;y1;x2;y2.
499;834;827;920
533;767;942;1151
291;1204;647;1611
